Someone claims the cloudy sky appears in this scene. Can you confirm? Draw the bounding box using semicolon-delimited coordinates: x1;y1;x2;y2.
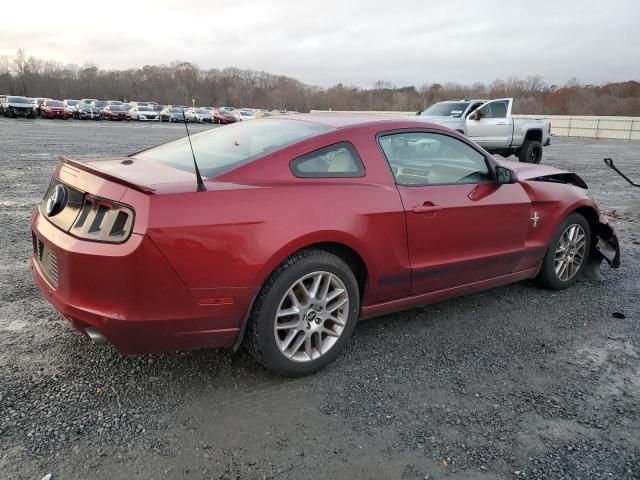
1;0;638;87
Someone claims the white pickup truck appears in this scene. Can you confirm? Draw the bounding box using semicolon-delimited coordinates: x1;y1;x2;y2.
418;98;551;163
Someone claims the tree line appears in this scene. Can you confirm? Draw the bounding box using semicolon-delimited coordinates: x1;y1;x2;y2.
1;50;638;115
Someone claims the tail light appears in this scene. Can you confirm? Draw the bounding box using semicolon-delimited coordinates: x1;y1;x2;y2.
70;195;135;243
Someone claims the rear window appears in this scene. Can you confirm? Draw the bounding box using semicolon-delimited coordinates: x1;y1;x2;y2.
135;119;332;178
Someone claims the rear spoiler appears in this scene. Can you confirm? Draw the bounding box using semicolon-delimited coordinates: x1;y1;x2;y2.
59;156;156;194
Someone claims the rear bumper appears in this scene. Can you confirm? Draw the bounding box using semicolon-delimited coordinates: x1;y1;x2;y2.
31;209;253;353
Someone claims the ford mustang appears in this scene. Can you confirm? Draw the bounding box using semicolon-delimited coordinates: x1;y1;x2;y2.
31;114;620;376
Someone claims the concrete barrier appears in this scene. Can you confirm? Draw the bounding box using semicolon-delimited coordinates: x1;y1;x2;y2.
309;110;640;140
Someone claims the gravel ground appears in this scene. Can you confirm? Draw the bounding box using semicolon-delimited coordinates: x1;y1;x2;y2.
0;118;639;480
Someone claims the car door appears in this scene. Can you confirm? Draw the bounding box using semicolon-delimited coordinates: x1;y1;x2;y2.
378;130;531;294
465;98;513;149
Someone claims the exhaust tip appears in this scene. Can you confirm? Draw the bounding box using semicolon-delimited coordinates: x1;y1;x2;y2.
85;327;108;346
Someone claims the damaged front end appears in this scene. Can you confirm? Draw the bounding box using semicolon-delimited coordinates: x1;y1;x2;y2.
582;215;621;280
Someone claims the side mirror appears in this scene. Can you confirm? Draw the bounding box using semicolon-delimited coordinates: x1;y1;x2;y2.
496;165;516;184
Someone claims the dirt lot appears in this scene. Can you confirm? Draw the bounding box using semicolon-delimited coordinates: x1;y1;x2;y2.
0;118;639;480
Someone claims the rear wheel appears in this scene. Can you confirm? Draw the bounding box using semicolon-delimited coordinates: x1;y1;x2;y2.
518;140;543;163
536;213;590;290
245;250;360;377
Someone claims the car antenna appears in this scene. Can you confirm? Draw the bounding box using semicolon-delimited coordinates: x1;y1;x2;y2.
181;107;207;192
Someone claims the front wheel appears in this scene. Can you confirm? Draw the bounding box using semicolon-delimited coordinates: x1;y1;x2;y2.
518;140;543;163
244;250;360;377
536;213;591;290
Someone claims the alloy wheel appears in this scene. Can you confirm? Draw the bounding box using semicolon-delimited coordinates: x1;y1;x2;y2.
529;145;542;163
554;224;587;281
274;271;349;362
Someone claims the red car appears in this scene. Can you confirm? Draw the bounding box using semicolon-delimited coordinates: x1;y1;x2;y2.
101;105;130;121
31;115;620;376
40;100;70;119
211;109;237;124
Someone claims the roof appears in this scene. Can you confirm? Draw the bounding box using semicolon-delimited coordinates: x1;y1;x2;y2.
282;112;420;129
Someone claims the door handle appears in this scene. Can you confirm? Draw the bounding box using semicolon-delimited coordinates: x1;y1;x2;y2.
412;203;442;214
496;122;508;125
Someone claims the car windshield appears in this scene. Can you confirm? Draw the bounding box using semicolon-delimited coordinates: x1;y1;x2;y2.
8;96;31;104
135;119;332;178
422;102;470;118
110;101;122;105
240;111;252;116
110;105;125;111
46;101;64;107
66;100;79;105
196;109;209;114
95;101;107;107
138;106;151;111
170;108;183;113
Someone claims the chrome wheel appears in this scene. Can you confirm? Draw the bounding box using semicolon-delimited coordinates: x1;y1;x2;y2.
274;271;349;362
554;224;587;281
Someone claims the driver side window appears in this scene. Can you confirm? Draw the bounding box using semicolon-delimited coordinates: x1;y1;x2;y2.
478;100;508;119
379;132;492;186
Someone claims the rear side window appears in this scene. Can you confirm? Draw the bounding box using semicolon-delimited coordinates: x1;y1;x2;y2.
290;142;364;178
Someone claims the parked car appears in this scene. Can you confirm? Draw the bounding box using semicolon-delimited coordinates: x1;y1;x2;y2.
1;95;37;118
91;100;108;112
159;106;185;122
101;104;130;121
106;100;124;106
63;99;80;116
218;106;235;113
185;108;214;123
254;110;274;118
129;105;159;121
31;97;50;116
211;109;237;124
232;109;256;121
40;99;71;119
129;101;150;109
418;98;551;163
73;103;102;120
31;114;620;376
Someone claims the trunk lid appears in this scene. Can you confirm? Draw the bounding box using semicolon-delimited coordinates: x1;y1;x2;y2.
60;156;202;194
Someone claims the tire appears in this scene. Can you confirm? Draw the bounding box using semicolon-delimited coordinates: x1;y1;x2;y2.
518;140;543;163
244;249;360;377
535;213;591;290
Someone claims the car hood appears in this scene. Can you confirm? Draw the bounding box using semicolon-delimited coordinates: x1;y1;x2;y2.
416;115;463;126
496;159;588;188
